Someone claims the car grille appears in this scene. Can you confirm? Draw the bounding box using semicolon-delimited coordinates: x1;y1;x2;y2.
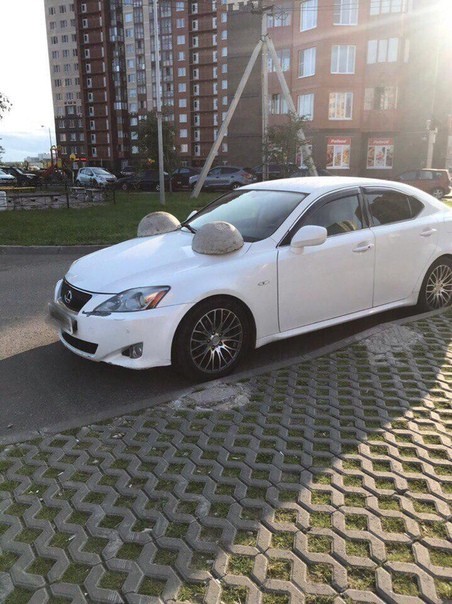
62;332;98;355
60;279;92;312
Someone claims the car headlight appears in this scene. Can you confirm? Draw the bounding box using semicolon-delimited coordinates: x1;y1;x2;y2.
91;286;170;315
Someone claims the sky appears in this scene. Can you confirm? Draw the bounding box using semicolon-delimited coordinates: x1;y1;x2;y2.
0;1;55;162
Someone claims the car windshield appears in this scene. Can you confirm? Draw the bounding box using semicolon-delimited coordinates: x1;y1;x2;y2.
91;168;111;175
187;189;306;242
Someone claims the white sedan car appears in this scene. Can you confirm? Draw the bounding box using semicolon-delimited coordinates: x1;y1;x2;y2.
50;177;452;380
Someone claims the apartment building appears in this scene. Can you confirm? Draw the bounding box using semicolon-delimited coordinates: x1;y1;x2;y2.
228;0;451;176
44;0;230;170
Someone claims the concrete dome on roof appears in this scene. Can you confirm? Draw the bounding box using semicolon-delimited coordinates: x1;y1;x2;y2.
137;212;180;237
192;221;244;255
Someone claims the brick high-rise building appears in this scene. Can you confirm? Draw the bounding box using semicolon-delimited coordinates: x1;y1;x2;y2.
227;0;452;176
44;0;230;171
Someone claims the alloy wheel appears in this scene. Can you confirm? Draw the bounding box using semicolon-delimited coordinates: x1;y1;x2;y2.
425;264;452;308
189;307;243;374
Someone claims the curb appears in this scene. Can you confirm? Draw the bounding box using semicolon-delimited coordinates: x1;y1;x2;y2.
0;306;447;447
0;245;108;255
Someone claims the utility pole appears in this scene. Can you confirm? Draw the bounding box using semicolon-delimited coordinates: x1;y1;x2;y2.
191;2;317;197
153;0;165;205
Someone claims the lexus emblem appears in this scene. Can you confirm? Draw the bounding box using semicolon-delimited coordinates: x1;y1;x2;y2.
64;290;73;304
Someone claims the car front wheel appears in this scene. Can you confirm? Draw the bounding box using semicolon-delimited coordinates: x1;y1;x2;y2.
431;187;445;199
418;257;452;311
173;297;252;381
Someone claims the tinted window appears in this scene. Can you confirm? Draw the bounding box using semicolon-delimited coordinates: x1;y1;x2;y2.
418;171;434;180
399;171;417;181
408;197;424;218
304;195;364;236
365;190;412;225
188;189;306;242
208;168;221;176
222;167;238;174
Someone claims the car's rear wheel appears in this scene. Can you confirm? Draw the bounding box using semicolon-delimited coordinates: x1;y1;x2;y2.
121;183;129;191
431;187;445;199
418;257;452;311
231;182;241;190
173;297;252;381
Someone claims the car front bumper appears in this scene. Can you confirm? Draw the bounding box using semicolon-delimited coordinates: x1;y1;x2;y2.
50;282;191;369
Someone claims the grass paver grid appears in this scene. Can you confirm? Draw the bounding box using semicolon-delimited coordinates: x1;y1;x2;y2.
0;310;451;602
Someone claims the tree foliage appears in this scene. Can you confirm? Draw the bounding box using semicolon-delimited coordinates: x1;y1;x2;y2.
265;111;311;168
0;93;11;120
137;110;178;170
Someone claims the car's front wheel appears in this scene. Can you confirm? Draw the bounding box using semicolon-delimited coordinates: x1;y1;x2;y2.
418;257;452;311
431;187;445;199
173;297;252;381
121;182;129;191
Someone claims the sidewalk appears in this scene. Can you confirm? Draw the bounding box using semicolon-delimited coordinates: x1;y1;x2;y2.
0;310;451;604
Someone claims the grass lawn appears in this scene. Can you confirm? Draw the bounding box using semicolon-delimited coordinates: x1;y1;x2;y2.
0;191;217;246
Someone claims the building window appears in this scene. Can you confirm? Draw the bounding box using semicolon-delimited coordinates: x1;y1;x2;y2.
268;48;290;72
178;67;186;77
179;98;187;108
180;129;188;138
364;86;398;110
267;7;291;27
298;47;316;78
181;144;188;152
177;18;184;28
301;0;317;31
328;92;353;119
177;35;185;45
331;45;356;74
334;0;358;25
178;83;187;92
326;137;351;169
367;38;399;63
179;114;187;123
297;93;314;120
367;138;394;169
270;93;288;114
370;0;402;15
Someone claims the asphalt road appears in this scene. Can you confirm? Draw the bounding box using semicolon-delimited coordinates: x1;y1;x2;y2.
0;251;415;438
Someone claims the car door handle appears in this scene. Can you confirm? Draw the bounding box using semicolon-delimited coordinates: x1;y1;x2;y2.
420;228;437;237
353;243;374;253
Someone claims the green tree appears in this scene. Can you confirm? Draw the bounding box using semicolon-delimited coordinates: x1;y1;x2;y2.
0;93;11;120
265;111;314;173
137;110;177;171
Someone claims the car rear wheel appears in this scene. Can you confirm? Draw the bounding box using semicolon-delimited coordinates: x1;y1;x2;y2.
231;182;241;190
418;257;452;311
431;187;445;199
121;183;129;191
173;297;252;381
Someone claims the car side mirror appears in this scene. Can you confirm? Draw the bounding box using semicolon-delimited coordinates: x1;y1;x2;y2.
291;225;327;249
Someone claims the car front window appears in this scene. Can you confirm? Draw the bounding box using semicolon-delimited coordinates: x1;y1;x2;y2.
92;168;110;175
188;189;306;242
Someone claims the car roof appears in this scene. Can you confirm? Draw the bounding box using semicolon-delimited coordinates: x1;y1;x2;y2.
241;176;415;194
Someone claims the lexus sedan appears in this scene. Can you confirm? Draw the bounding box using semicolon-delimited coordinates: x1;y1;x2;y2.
49;177;452;381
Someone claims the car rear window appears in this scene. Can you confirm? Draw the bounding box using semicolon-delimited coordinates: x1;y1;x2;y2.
365;190;412;225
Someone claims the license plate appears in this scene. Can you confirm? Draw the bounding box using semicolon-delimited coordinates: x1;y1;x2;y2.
48;302;76;335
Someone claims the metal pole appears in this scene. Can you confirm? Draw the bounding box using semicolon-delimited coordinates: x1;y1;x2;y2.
261;11;269;181
153;0;165;205
191;39;264;198
266;37;318;176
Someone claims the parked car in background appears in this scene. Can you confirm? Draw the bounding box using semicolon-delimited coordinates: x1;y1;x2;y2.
0;166;37;186
49;177;452;381
115;169;170;191
75;167;117;188
289;167;333;178
252;163;298;182
395;169;451;199
189;166;255;190
0;169;17;186
171;167;201;191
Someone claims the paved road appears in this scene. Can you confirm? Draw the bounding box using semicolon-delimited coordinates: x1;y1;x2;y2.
0;252;414;437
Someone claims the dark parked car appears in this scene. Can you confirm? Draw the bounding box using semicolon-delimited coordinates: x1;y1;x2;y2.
171;167;201;191
189;166;255;190
252;163;298;182
395;169;451;199
115;169;170;192
0;166;37;186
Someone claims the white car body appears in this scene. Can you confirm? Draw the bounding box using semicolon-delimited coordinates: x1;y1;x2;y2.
50;177;452;375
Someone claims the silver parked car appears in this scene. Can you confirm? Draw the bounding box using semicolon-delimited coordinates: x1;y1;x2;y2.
189;166;255;191
75;167;117;188
0;168;16;186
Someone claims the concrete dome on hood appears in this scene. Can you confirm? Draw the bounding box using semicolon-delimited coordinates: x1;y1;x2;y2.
192;221;244;255
137;212;180;237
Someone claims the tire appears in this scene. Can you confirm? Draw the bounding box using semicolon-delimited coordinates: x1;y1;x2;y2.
431;188;445;199
75;179;81;186
418;257;452;311
121;183;129;191
231;182;241;190
155;183;160;192
172;297;252;381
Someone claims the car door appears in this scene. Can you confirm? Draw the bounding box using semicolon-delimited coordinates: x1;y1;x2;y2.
205;167;222;188
278;189;375;332
363;187;439;306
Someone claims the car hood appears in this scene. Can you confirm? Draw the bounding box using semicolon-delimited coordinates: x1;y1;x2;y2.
65;230;251;293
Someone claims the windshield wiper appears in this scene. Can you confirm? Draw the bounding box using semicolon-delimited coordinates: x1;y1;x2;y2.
180;223;196;234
